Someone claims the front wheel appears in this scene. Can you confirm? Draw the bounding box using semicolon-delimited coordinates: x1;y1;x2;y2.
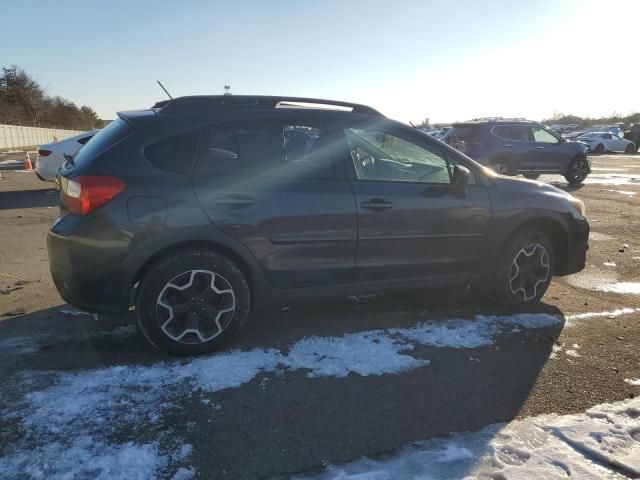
523;173;540;180
564;157;589;184
594;143;605;154
494;230;554;305
136;248;251;355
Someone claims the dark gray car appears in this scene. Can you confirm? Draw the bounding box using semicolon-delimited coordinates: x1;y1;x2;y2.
48;96;589;355
442;119;590;183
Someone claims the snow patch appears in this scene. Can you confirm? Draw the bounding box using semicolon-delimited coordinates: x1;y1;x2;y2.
603;261;617;267
595;282;640;295
624;378;640;386
297;397;640;479
0;313;561;478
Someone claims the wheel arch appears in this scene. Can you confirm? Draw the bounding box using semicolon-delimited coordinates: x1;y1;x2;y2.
126;235;271;310
496;216;570;275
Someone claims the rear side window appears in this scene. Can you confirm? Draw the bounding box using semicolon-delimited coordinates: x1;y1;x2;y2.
196;119;340;180
77;135;93;145
145;129;201;174
492;125;530;141
72;119;132;168
443;126;484;144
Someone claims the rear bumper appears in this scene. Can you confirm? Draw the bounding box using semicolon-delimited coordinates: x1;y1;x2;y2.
47;216;151;315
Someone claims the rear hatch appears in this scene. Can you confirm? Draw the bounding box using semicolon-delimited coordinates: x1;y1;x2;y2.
57;118;133;216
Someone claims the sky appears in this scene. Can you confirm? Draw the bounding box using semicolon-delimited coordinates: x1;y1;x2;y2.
2;0;639;123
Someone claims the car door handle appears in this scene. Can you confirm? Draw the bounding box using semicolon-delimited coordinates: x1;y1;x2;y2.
360;198;392;210
536;146;545;150
212;195;254;208
505;144;515;147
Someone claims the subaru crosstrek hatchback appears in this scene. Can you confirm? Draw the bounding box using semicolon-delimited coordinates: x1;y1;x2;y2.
48;96;589;355
442;119;590;184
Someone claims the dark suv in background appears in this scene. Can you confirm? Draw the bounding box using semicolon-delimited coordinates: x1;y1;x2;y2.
48;96;589;355
442;119;590;183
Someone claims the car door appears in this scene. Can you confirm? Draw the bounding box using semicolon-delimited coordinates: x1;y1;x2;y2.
342;120;492;282
528;125;568;172
192;116;357;288
491;124;531;171
609;134;626;152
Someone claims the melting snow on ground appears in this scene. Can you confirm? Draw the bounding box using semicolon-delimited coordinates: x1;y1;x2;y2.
297;397;640;480
0;313;561;479
594;282;640;295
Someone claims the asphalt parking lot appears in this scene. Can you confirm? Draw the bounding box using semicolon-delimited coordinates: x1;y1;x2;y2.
1;152;639;479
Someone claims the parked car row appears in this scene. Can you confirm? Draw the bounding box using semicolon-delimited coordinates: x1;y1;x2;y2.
48;95;589;355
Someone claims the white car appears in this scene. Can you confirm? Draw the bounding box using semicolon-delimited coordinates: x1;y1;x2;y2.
35;130;98;181
576;131;636;154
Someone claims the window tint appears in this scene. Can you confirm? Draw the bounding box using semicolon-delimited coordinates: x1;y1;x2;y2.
493;125;530;142
345;127;452;184
145;129;200;173
531;126;559;143
197;120;340;180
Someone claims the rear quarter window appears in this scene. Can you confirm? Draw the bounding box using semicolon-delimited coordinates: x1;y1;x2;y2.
72;119;132;167
145;129;201;174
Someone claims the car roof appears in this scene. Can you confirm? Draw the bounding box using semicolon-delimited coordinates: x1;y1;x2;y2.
151;95;384;117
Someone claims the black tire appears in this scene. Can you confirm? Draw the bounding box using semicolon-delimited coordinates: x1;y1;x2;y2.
136;248;250;355
523;173;540;180
594;143;605;154
490;158;511;175
625;143;635;154
564;157;589;184
494;230;554;305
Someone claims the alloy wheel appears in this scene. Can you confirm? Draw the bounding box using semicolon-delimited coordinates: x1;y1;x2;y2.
156;269;236;344
493;162;509;175
570;160;589;183
508;243;550;301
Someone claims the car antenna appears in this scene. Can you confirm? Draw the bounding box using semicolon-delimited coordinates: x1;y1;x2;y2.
157;80;173;100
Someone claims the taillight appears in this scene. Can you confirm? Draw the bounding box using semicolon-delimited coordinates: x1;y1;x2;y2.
62;175;126;215
38;150;52;157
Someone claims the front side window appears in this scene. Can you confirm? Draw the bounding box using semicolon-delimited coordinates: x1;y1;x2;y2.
197;119;341;180
345;127;452;184
531;126;559;144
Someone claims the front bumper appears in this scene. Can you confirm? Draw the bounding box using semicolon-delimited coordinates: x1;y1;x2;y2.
557;216;589;276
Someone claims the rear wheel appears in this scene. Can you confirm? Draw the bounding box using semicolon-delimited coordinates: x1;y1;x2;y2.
523;173;540;180
594;143;605;154
625;143;635;154
564;157;589;184
490;158;511;175
494;230;554;305
136;248;250;355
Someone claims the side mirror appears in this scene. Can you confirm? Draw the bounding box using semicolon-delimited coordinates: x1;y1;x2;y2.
452;165;470;197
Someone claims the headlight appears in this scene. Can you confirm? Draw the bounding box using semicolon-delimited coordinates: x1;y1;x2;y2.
568;195;586;216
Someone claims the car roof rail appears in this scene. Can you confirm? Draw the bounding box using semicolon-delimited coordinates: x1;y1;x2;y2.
152;95;384;117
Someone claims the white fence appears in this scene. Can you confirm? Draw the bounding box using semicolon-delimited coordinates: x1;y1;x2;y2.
0;124;84;149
